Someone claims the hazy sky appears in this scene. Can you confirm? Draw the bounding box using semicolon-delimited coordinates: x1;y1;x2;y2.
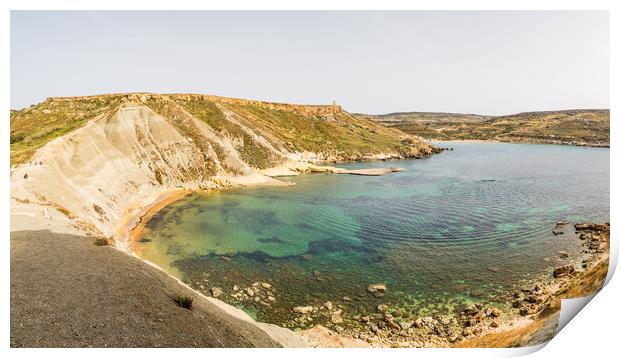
11;11;609;114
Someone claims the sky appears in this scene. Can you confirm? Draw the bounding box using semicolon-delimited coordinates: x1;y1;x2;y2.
10;11;609;115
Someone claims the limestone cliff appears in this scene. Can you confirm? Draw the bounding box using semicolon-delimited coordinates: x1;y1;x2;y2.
10;93;439;246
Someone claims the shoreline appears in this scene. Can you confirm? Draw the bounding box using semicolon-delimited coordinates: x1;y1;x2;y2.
125;189;193;257
125;163;409;256
10;148;610;348
124;168;611;348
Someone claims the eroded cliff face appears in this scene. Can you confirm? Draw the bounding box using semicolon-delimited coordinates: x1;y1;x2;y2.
10;93;439;245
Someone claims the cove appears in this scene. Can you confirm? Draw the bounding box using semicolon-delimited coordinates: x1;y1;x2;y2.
134;142;609;331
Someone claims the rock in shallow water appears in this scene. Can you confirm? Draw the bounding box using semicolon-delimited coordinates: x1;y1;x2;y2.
293;306;314;314
210;287;223;298
331;313;344;324
553;265;575;278
367;283;387;294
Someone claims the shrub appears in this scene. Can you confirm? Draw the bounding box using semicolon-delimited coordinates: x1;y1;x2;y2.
94;238;109;246
56;206;71;217
171;293;193;309
10;132;25;144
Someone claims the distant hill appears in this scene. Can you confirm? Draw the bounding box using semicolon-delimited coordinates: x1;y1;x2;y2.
357;109;610;147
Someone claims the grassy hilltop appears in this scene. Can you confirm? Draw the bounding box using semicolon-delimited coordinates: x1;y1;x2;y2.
358;109;610;147
10;93;436;166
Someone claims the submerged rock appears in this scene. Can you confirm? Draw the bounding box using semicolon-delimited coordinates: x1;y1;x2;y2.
367;283;387;294
293;306;314;314
210;287;223;298
331;313;344;324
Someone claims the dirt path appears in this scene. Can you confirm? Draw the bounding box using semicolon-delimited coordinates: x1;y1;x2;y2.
10;230;283;347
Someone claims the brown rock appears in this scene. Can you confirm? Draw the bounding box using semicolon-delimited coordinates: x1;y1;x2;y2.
574;223;592;230
553;265;575;278
210;287;223;298
487;307;501;318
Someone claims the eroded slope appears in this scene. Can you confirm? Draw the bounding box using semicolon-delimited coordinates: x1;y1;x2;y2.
10;93;438;245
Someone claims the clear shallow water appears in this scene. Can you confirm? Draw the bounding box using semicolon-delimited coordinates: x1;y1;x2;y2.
137;143;609;327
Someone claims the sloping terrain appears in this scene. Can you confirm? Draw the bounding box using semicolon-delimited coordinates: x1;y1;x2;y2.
11;93;435;166
10;93;438;244
359;109;610;147
11;230;302;347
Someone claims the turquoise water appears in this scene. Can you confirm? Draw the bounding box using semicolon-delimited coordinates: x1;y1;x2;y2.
137;142;609;328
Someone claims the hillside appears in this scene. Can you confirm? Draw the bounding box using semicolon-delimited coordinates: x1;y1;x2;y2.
10;93;436;165
10;93;438;243
358;109;610;147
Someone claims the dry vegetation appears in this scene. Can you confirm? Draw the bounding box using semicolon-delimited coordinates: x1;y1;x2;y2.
10;95;125;164
359;109;610;147
10;93;436;166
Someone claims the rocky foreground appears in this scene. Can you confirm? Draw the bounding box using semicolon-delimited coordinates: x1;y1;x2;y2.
188;222;610;348
10;220;609;348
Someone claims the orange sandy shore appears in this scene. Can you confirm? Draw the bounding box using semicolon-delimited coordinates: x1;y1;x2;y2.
128;189;192;257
